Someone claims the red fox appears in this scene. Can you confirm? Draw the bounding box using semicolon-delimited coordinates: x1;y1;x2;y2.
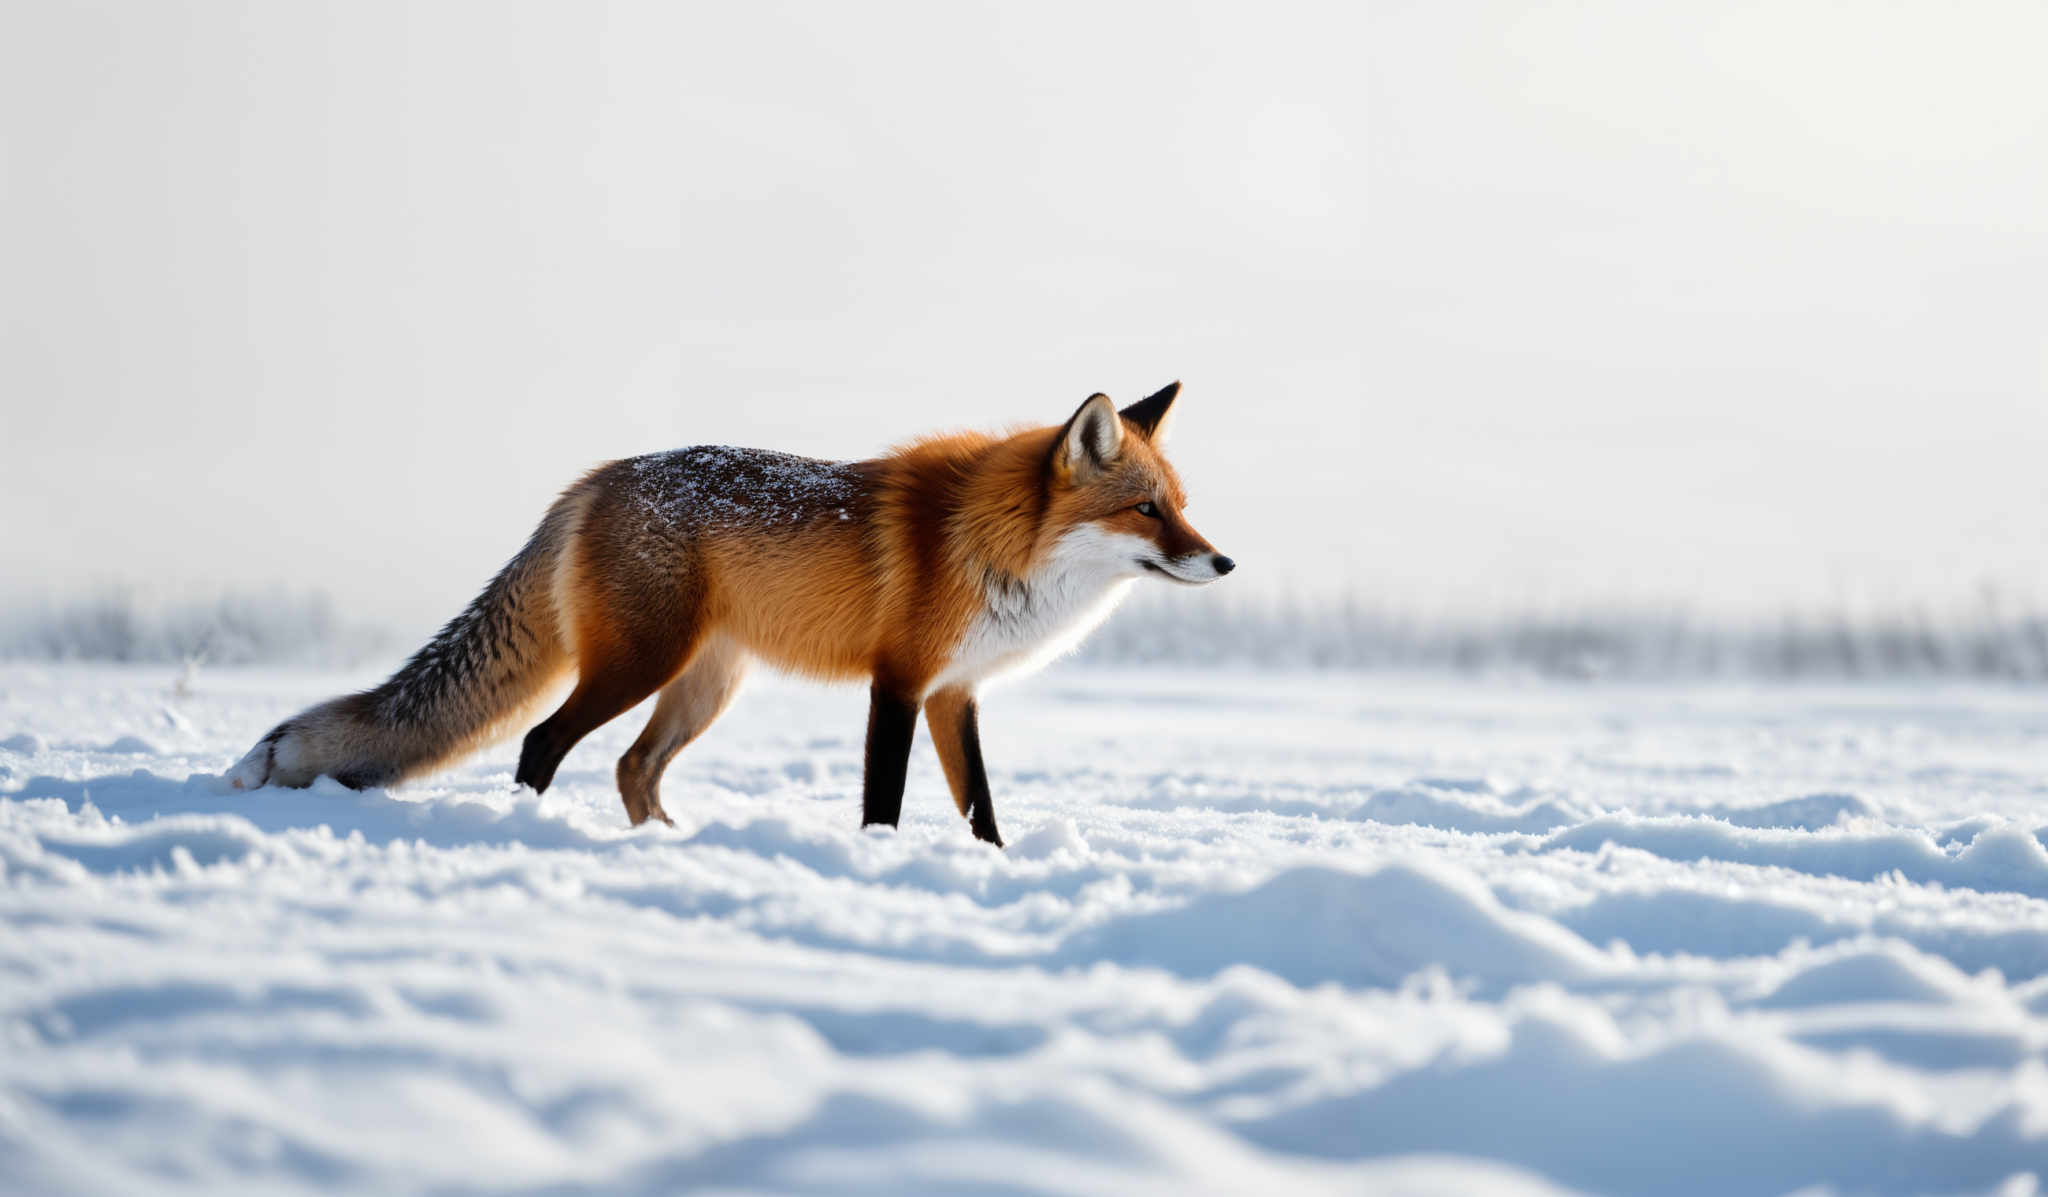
225;384;1232;845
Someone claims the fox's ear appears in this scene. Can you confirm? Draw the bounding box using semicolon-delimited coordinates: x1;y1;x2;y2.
1053;393;1124;482
1119;381;1180;443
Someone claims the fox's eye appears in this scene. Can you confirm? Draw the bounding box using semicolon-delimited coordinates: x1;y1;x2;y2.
1135;501;1159;518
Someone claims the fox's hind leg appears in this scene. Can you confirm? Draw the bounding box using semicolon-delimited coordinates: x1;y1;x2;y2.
516;645;689;795
516;599;702;796
615;635;748;827
515;503;709;795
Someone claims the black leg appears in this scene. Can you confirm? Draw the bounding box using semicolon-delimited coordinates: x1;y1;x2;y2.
951;700;1002;847
516;721;573;795
861;682;919;828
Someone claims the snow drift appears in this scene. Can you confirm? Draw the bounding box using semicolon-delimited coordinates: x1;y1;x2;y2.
5;664;2048;1194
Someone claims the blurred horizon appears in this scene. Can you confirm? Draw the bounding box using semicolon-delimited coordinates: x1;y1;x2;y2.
11;580;2048;681
4;1;2045;627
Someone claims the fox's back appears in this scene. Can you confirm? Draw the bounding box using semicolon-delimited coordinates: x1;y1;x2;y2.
575;446;888;679
623;446;870;531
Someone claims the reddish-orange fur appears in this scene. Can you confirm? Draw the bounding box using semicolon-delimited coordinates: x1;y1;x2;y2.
229;385;1229;845
565;422;1199;694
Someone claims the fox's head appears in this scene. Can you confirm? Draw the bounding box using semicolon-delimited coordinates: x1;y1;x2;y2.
1043;382;1235;586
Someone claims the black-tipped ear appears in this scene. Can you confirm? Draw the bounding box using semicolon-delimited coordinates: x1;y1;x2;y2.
1052;393;1125;482
1119;381;1180;443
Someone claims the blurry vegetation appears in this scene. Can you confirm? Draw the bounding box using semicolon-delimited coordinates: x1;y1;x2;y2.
0;586;396;667
7;584;2048;680
1077;588;2048;680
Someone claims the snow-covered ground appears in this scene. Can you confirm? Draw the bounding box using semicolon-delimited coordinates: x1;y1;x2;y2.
5;662;2048;1195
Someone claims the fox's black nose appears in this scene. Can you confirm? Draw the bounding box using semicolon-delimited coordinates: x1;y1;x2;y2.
1212;555;1236;575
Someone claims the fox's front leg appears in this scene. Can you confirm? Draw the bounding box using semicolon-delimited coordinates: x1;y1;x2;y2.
861;680;920;830
925;686;1002;847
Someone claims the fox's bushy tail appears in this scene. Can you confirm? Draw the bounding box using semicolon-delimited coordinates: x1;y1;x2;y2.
225;500;582;791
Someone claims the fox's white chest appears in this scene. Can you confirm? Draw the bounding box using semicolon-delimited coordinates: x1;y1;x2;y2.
930;526;1145;693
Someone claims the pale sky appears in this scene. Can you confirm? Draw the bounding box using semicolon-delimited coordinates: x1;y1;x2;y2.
4;1;2045;629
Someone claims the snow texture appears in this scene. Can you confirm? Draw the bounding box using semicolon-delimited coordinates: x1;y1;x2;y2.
5;664;2048;1195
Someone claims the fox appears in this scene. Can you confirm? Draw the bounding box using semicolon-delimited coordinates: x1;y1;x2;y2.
224;383;1232;846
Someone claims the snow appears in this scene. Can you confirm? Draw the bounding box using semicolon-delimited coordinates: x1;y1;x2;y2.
5;663;2048;1195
